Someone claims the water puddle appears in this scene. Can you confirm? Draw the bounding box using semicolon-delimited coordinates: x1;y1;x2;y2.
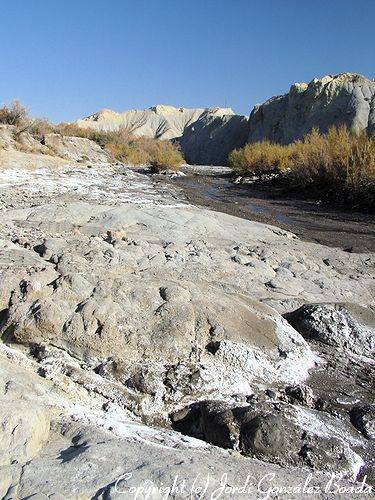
247;203;296;225
169;172;375;252
205;186;222;200
248;203;265;215
275;213;296;224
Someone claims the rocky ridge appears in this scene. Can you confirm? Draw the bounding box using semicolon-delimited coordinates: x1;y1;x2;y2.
247;73;375;144
76;73;375;165
76;105;236;139
76;104;250;165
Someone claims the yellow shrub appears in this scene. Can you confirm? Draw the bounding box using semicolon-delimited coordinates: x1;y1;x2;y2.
105;142;151;165
228;125;375;206
149;140;184;172
347;132;375;198
56;124;184;168
228;141;291;175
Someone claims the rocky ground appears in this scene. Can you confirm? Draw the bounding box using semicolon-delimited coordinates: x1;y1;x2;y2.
0;142;374;498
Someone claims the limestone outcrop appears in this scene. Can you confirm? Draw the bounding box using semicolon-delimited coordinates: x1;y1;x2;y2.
0;125;109;163
247;73;375;144
76;105;236;140
178;112;249;165
285;303;375;357
43;133;108;163
172;399;365;477
76;104;249;165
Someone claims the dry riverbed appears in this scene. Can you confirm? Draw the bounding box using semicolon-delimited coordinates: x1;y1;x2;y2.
1;153;374;497
160;165;375;253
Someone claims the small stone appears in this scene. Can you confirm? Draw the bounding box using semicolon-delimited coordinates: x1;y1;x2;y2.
265;389;277;399
105;229;127;244
350;405;375;439
11;235;30;248
285;385;314;407
315;398;328;411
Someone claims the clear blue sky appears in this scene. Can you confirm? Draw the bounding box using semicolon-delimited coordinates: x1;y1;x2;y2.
1;0;374;123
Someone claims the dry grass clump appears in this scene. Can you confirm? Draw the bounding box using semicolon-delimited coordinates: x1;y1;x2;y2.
0;101;54;143
228;141;291;174
0;100;185;169
25;118;55;140
228;126;375;206
105;140;152;165
0;100;28;126
57;123;184;170
149;140;184;172
55;123;122;147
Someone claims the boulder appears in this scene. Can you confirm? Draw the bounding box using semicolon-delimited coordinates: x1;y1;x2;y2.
172;400;364;477
0;125;48;153
2;276;316;395
0;403;50;466
284;303;375;357
285;384;315;407
350;405;375;439
43;133;109;163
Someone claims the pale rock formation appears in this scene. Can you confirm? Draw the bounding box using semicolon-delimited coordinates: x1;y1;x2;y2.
76;105;249;165
178;112;249;165
0;402;50;466
173;400;365;477
0;125;109;163
350;405;375;440
76;105;236;140
285;303;375;357
0;125;48;154
43;133;109;163
247;73;375;144
1;347;361;499
74;73;375;166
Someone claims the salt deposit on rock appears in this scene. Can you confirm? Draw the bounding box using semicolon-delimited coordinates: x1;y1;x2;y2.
0;142;374;496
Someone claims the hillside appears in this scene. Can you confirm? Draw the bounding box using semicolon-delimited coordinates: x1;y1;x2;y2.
247;73;375;144
76;73;375;166
76;104;249;165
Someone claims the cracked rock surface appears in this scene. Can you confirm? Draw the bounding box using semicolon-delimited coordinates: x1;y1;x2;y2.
0;146;374;497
